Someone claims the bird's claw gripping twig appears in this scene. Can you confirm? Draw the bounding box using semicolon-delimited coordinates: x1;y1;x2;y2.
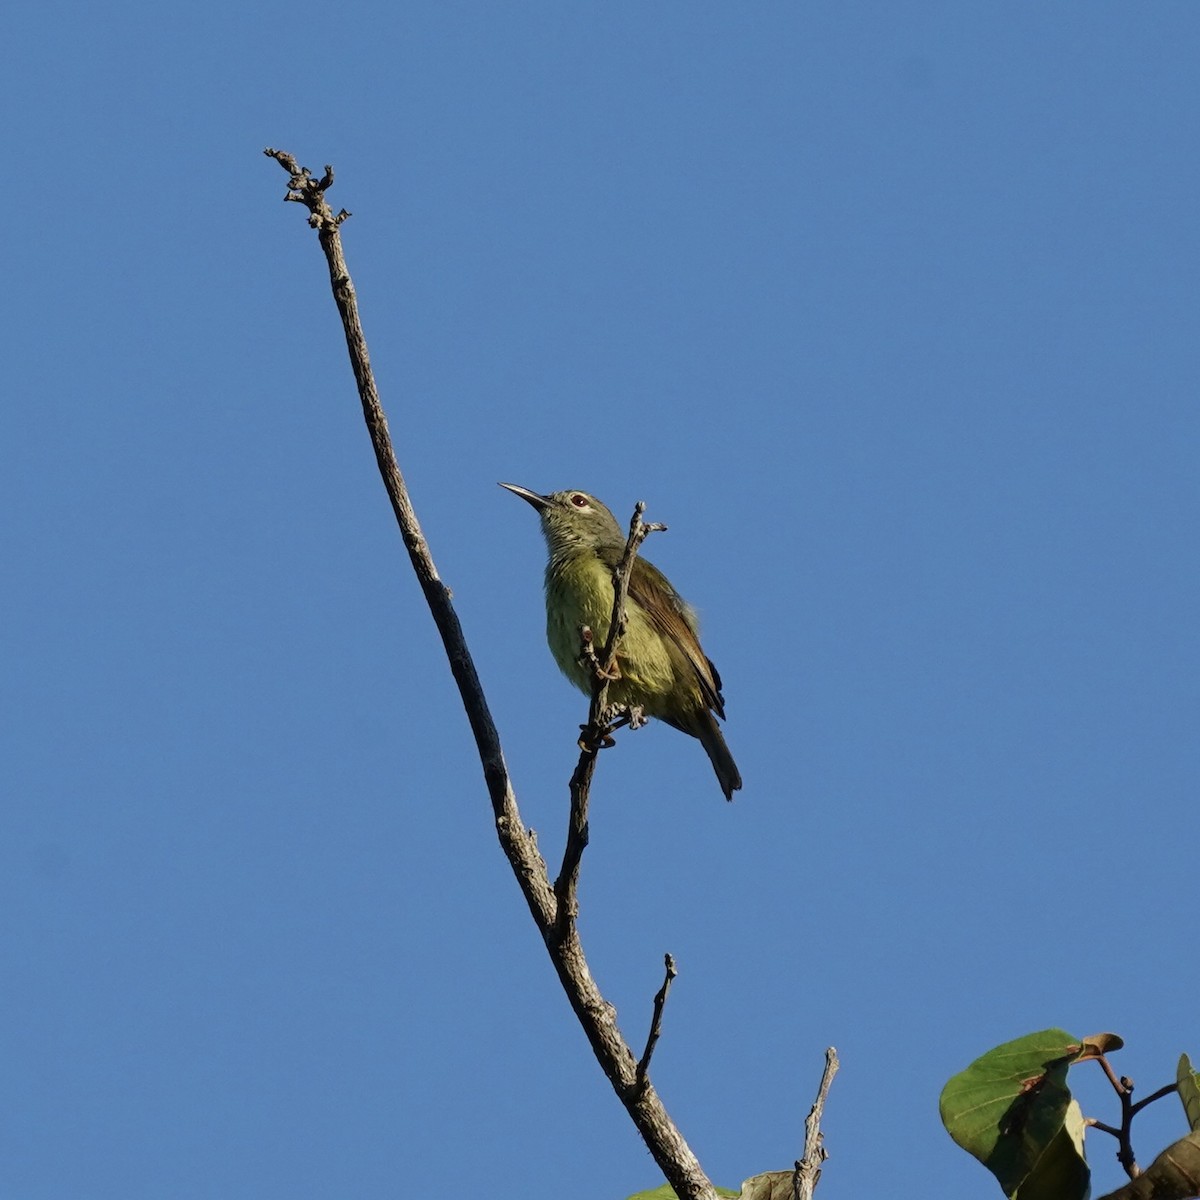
577;725;618;752
576;703;648;751
606;704;646;731
577;625;622;682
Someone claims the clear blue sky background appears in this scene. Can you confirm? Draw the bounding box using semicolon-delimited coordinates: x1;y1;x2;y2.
3;5;1197;1198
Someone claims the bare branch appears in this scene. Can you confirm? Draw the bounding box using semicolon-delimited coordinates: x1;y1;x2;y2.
265;150;719;1200
793;1048;839;1200
637;954;678;1088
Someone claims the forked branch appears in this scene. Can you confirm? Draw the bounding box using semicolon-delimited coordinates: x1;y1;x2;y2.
1086;1053;1179;1180
265;149;718;1200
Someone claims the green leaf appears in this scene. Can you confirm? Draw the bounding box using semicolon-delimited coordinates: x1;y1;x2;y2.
940;1028;1090;1199
1177;1054;1200;1132
1096;1129;1200;1199
1013;1100;1090;1200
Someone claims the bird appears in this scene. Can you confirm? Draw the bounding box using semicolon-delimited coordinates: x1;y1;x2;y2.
500;483;742;800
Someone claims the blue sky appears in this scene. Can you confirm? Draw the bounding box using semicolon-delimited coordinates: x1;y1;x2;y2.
3;4;1197;1198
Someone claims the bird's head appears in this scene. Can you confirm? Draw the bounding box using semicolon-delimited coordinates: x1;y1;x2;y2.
499;483;624;556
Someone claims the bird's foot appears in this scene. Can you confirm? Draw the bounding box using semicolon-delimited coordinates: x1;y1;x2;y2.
577;724;617;752
576;629;622;681
577;702;644;751
591;657;622;682
599;702;628;728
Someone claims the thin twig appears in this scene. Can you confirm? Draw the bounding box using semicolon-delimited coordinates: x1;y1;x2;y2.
1096;1055;1126;1096
265;151;719;1200
793;1048;839;1200
1130;1082;1179;1116
262;153;526;875
637;955;678;1088
1095;1057;1139;1178
553;503;663;925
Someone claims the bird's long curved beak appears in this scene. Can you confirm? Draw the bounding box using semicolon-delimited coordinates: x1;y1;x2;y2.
498;482;551;511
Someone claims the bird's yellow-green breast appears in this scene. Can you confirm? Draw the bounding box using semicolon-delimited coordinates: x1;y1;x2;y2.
544;552;678;710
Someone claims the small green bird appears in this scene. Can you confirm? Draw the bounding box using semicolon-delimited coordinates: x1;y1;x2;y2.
500;483;742;801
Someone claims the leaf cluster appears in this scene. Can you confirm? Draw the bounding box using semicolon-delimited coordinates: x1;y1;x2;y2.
941;1030;1200;1200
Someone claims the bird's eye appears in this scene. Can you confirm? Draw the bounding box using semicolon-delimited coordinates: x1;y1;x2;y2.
571;494;589;508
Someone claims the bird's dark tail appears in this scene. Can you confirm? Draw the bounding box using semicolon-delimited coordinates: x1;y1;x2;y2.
695;712;742;801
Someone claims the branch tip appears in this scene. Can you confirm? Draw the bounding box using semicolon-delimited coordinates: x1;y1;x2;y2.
793;1048;840;1200
636;954;679;1087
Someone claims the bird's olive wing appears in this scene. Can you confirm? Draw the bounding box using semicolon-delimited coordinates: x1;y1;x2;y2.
626;557;727;720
